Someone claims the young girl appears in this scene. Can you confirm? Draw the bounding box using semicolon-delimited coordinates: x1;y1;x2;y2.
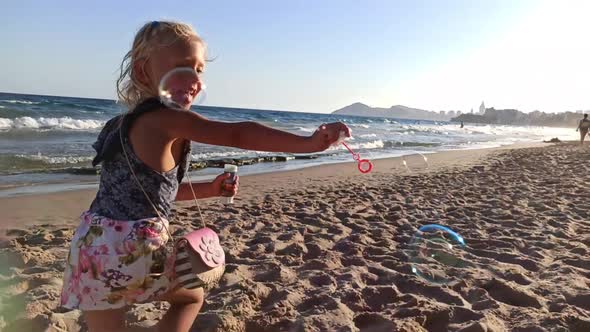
60;20;349;332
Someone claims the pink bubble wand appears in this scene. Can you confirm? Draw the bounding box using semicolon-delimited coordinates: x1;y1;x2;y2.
324;128;373;174
341;141;373;174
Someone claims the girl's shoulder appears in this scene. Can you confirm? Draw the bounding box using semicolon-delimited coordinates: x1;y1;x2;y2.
92;99;167;166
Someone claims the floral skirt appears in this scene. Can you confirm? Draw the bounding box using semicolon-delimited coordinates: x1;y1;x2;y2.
60;211;177;311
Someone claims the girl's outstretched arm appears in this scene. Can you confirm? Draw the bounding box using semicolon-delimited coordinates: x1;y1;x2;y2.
156;109;350;153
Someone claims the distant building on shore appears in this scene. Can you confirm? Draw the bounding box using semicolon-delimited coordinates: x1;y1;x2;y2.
479;101;486;114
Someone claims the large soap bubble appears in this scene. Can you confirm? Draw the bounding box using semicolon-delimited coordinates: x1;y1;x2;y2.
408;224;468;284
158;67;206;110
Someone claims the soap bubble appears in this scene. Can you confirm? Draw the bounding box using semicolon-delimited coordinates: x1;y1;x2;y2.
408;224;468;284
402;153;429;172
158;67;206;110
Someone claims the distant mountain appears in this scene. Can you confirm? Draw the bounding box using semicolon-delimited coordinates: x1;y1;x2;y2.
452;108;586;128
332;102;450;121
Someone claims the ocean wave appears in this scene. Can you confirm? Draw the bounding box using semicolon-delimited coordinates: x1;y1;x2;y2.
340;140;384;150
333;139;441;151
0;153;95;176
296;126;315;133
359;134;377;138
0;106;113;120
15;153;94;164
191;150;274;160
350;124;370;129
0;117;105;131
0;99;41;105
53;100;117;113
384;141;441;148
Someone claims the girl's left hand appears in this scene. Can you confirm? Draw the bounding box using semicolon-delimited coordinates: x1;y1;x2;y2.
211;173;239;197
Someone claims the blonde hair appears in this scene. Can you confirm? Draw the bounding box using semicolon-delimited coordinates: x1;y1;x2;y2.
116;20;205;109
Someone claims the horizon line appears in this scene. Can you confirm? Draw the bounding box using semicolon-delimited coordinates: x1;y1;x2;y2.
1;91;588;115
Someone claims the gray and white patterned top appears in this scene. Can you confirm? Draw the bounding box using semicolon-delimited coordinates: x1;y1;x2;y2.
89;99;191;220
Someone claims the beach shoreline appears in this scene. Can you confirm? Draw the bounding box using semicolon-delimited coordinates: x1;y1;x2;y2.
0;140;549;199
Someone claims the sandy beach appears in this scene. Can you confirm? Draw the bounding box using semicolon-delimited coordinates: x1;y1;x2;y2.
0;142;589;331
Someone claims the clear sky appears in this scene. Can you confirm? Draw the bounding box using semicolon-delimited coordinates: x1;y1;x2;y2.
1;0;588;113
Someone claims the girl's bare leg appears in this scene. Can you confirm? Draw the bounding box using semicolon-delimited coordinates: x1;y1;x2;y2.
156;286;204;332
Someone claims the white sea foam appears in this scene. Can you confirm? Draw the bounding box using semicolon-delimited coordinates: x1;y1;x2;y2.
337;140;384;150
0;117;105;130
15;153;93;164
0;99;40;105
296;126;315;133
190;150;274;160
